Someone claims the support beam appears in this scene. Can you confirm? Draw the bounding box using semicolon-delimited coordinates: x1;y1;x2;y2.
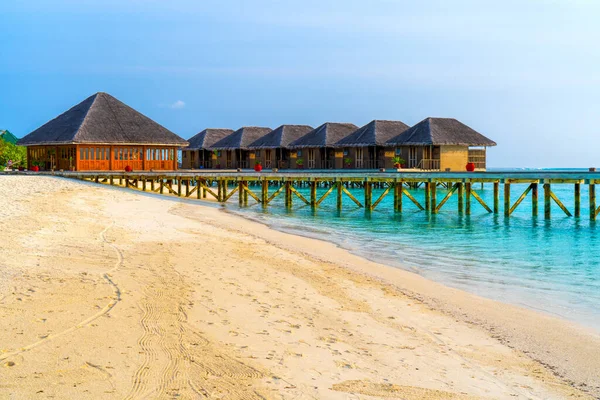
434;183;458;213
549;190;572;217
342;186;363;207
493;181;499;214
504;183;510;217
457;182;464;214
372;185;391;210
262;180;269;207
316;184;335;207
394;181;403;212
364;181;373;210
532;183;538;217
574;183;581;218
465;182;472;215
508;184;533;216
544;183;551;219
430;182;437;212
424;182;431;212
285;181;292;208
402;188;424;210
239;180;244;206
310;180;317;208
337;181;343;210
591;183;597;221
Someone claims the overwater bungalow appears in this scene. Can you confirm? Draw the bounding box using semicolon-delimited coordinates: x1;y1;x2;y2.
334;120;409;169
17;92;188;171
181;128;234;169
287;123;357;169
247;125;313;169
210;126;271;169
384;117;496;171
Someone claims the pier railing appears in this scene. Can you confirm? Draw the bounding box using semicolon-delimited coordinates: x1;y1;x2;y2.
9;170;600;221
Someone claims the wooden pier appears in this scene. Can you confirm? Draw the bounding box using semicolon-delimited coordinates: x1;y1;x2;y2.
8;170;600;220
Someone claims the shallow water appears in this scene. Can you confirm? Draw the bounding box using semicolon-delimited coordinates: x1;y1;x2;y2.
222;171;600;331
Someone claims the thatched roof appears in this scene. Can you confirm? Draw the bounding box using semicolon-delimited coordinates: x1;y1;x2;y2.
210;126;272;150
187;129;234;150
247;125;313;149
386;117;497;147
288;123;358;149
334;120;409;148
17;92;188;146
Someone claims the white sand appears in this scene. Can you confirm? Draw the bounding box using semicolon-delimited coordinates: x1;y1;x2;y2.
0;175;598;399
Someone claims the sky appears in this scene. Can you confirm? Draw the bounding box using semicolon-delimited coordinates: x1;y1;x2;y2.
1;0;599;168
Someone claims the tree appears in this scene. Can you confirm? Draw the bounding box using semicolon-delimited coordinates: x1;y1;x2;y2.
0;141;27;168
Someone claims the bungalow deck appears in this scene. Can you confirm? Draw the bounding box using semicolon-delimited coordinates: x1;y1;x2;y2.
6;170;600;220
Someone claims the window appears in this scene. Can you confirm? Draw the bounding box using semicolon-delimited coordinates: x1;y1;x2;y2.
80;148;84;160
343;149;349;156
183;151;187;158
297;150;302;157
395;148;402;156
255;150;260;157
106;147;110;160
169;149;174;160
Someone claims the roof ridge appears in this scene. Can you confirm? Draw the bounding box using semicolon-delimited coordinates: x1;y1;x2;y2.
72;93;99;141
98;92;129;142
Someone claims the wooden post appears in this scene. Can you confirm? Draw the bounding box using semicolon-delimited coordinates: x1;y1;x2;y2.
590;183;596;221
150;178;155;191
185;179;190;197
337;181;343;210
493;181;499;214
424;182;431;212
262;179;268;207
243;181;248;205
457;182;464;214
142;177;147;191
465;182;471;215
177;177;182;197
364;180;372;210
239;180;244;206
394;181;403;212
160;178;164;194
285;181;292;208
431;182;437;212
574;183;581;218
544;183;551;219
504;182;510;217
109;175;114;185
531;183;538;217
310;180;317;208
197;179;201;199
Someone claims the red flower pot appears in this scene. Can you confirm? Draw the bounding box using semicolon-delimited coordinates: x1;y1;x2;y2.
254;164;263;172
125;165;132;172
466;162;476;172
31;166;39;172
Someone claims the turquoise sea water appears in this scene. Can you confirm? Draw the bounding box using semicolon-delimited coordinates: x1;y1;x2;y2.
224;169;600;331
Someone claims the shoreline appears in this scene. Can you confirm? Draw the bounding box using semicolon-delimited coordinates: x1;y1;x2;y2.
1;175;598;398
195;198;600;395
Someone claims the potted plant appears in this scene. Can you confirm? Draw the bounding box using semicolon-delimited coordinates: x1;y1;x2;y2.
30;161;40;172
125;165;133;172
466;162;476;172
393;156;406;170
296;158;304;169
254;161;263;172
344;158;352;168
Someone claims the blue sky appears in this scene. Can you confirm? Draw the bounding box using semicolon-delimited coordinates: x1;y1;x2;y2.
1;0;599;167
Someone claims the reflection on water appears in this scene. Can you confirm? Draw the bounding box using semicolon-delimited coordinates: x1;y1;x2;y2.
225;180;600;331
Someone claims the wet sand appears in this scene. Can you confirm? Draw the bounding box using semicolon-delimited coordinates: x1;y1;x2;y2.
0;175;598;399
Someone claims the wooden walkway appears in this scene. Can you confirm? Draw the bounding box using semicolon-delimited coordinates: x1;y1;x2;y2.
7;170;600;220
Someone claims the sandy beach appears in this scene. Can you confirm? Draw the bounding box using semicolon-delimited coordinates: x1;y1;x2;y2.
0;175;599;399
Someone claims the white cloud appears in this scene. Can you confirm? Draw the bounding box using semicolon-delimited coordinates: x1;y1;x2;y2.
170;100;185;109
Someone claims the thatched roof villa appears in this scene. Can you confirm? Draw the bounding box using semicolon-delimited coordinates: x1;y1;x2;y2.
288;123;357;169
334;120;409;169
18;92;187;171
385;117;497;171
248;125;313;169
181;128;234;169
210;126;271;169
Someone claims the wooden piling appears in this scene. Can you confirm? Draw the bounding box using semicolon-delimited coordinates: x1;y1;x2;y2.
262;180;269;207
457;182;464;214
310;180;317;208
590;183;596;221
364;181;373;210
465;182;471;215
285;181;292;208
238;180;244;206
424;182;431;212
394;181;403;212
544;183;551;219
493;181;499;214
337;181;343;210
532;183;538;217
575;183;581;218
431;182;437;212
504;183;510;217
